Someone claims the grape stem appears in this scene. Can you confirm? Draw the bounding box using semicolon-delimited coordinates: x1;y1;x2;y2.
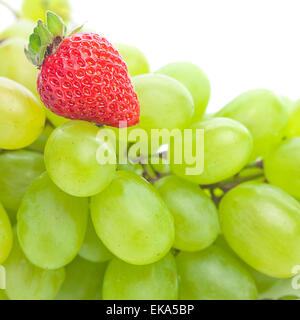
201;171;265;206
0;0;20;19
245;159;264;169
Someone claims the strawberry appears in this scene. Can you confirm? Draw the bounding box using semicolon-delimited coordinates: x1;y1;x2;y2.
25;12;140;128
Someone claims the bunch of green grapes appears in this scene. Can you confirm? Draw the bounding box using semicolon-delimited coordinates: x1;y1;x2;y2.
1;1;300;301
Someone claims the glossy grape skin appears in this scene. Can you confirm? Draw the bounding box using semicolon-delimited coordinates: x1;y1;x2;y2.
264;138;300;199
286;101;300;138
0;19;35;40
0;39;39;96
4;232;65;300
56;256;106;300
220;183;300;278
155;176;220;251
103;253;178;300
170;117;253;185
176;246;257;300
114;43;150;77
91;170;175;265
132;74;194;134
0;77;45;150
28;122;54;153
217;89;288;160
0;202;13;264
21;0;71;22
79;216;113;263
45;121;116;197
156;62;210;123
17;172;89;269
214;235;278;295
0;150;45;217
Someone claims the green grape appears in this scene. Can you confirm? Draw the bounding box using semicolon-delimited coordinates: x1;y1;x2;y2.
156;62;210;123
117;162;144;176
151;161;171;176
3;231;65;300
0;38;39;96
217;89;288;160
259;277;300;300
155;176;220;251
56;256;107;300
45;121;116;197
28;122;54;152
22;0;71;22
114;43;150;77
176;246;257;300
45;107;70;127
264;138;300;199
79;216;113;263
0;19;35;40
0;77;45;150
214;235;278;294
170;117;253;185
103;253;178;300
280;96;294;114
132;74;194;134
0;290;8;300
91;170;175;265
0;202;13;264
286;101;300;138
0;150;45;216
17;172;89;269
219;182;300;278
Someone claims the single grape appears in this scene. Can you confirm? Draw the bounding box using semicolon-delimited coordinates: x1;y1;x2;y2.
21;0;71;22
117;162;144;176
219;182;300;278
286;101;300;138
56;256;107;300
79;216;113;263
91;170;175;265
28;122;54;153
217;89;288;160
0;290;8;300
114;43;150;77
132;74;194;134
17;172;89;269
0;201;13;264
156;62;210;123
264;137;300;199
170;117;253;185
0;150;45;217
280;96;294;115
103;253;178;300
0;77;45;150
45;107;70;127
155;176;220;251
0;19;35;40
3;231;65;300
0;38;39;96
45;121;116;197
215;235;278;295
176;246;257;300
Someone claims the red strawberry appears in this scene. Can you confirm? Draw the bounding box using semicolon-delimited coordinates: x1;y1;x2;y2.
25;12;140;128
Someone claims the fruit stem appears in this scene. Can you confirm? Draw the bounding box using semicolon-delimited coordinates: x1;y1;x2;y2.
0;0;20;19
245;159;264;169
201;171;265;206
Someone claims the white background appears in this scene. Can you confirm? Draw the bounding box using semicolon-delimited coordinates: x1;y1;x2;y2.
1;0;300;113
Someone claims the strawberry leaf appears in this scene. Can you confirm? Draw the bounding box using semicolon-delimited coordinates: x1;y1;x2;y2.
46;11;65;38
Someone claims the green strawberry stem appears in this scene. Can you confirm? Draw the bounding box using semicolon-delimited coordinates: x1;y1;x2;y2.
0;0;20;19
25;11;82;69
